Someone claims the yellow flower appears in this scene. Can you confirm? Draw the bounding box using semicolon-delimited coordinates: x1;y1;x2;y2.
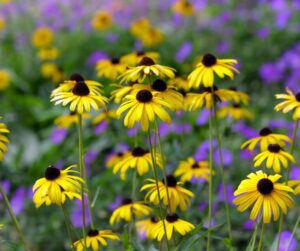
172;0;195;16
169;77;190;92
0;16;6;31
37;47;59;61
288;180;300;195
275;88;300;120
140;27;164;47
121;51;160;66
117;88;172;131
233;171;294;223
130;18;151;38
96;58;127;80
0;119;9;161
32;27;54;48
188;53;239;88
54;112;91;128
152;213;195;241
141;175;194;212
217;104;254;121
74;229;119;251
0;70;11;91
0;0;11;3
109;198;152;225
227;87;249;105
119;57;175;83
241;127;291;151
253;144;295;173
112;146;162;180
106;151;128;169
92;109;117;125
136;217;159;239
174;157;213;183
40;63;65;83
51;73;108;114
91;10;113;31
110;82;140;103
32;165;84;207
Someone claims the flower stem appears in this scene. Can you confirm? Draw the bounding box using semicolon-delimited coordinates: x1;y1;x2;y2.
285;214;300;251
212;102;232;243
257;223;265;251
61;205;76;251
0;184;29;251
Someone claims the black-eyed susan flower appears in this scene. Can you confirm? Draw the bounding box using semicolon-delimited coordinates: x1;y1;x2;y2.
188;53;239;88
37;47;59;61
136;216;159;240
92;109;117;125
140;27;164;47
170;77;190;92
116;88;172;131
119;57;175;83
54;112;91;128
228;87;249;105
174;157;213;183
110;82;140;103
121;51;160;66
233;171;294;223
253;144;295;173
130;18;151;38
91;10;113;31
32;165;84;207
0;119;9;161
32;27;53;48
40;63;65;83
172;0;195;16
152;213;195;241
112;147;162;180
51;73;108;114
96;58;127;80
109;198;152;225
106;151;128;169
241;127;291;151
74;229;119;251
275;88;300;120
0;70;10;91
217;104;254;121
288;180;300;195
141;175;194;212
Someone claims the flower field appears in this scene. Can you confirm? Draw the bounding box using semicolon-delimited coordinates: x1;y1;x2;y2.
1;0;300;250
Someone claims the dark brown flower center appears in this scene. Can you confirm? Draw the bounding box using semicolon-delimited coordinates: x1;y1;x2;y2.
116;152;124;157
257;178;274;195
132;147;148;157
233;103;240;108
136;90;153;103
166;213;179;223
259;127;272;136
87;229;99;237
191;163;200;169
111;58;120;64
202;53;217;67
136;51;145;56
150;216;158;223
162;175;177;187
122;198;133;205
45;166;61;180
199;85;218;93
295;92;300;102
139;57;155;66
268;144;281;153
72;81;90;96
152;79;167;92
70;73;84;82
229;87;237;91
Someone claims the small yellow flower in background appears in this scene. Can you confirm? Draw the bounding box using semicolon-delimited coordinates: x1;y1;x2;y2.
110;82;140;103
0;16;6;31
141;175;194;212
32;27;53;48
275;88;300;120
96;58;127;80
130;18;151;38
117;88;172;131
112;146;162;180
174;157;213;183
121;51;160;66
51;73;108;114
91;10;113;31
172;0;195;16
140;27;164;47
136;216;159;239
40;63;65;83
109;198;152;225
54;112;91;128
253;144;295;173
92;109;117;125
188;53;239;88
119;57;176;83
32;165;84;207
74;229;119;251
152;213;195;241
0;118;9;161
37;47;59;61
0;0;11;4
241;127;291;151
233;171;294;223
0;70;11;91
217;104;254;121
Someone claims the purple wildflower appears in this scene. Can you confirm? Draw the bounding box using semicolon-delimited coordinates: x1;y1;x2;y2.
50;127;68;145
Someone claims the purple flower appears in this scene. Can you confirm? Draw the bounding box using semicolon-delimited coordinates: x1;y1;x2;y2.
71;196;90;228
86;50;108;66
50;127;68;145
106;33;118;43
175;41;192;63
10;187;26;215
240;148;257;160
255;27;270;39
175;123;192;134
289;166;300;180
243;219;256;231
94;120;108;135
0;180;10;200
109;196;122;211
232;122;258;139
274;231;297;251
196;109;210;125
218;184;234;205
213;148;233;166
194;139;217;161
216;41;230;54
259;63;283;84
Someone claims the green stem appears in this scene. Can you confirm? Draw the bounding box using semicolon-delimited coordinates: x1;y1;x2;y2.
212;102;232;243
206;108;213;251
0;184;29;251
247;218;261;251
257;223;265;251
285;215;300;251
61;205;76;251
148;128;170;251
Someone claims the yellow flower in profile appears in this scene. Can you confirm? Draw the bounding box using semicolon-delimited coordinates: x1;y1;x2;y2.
174;157;213;183
112;146;162;180
172;0;195;16
152;213;195;241
0;70;11;91
92;109;117;125
0;16;6;31
217;104;254;121
170;77;190;92
253;144;295;173
110;82;140;103
96;58;127;80
140;27;164;47
275;88;300;120
109;198;152;225
141;175;194;212
233;171;294;223
228;87;249;105
51;73;108;114
241;127;291;151
37;47;59;61
117;88;172;131
32;27;53;48
91;10;113;31
288;180;300;195
121;51;160;66
54;112;91;128
32;165;84;207
74;229;119;251
188;53;239;88
0;119;9;161
136;216;159;239
119;57;175;83
106;151;128;169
